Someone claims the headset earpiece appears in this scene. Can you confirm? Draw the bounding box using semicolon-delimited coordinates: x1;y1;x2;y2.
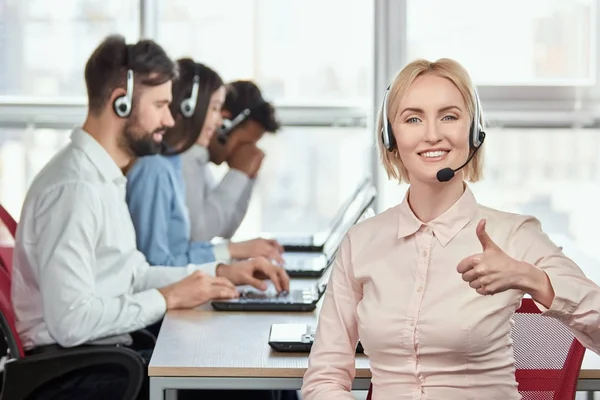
113;45;134;118
217;108;251;144
180;75;200;118
470;89;484;149
113;69;134;118
381;86;396;152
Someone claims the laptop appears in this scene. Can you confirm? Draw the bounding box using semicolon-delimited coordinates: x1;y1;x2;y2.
268;178;372;253
268;323;364;353
211;258;334;312
283;180;376;278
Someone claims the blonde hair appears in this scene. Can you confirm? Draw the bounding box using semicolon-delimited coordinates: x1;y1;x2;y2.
377;58;485;183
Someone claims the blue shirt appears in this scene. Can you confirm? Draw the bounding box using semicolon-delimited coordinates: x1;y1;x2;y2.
126;154;216;266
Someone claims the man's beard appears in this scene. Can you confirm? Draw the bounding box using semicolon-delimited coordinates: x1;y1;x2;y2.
120;118;165;157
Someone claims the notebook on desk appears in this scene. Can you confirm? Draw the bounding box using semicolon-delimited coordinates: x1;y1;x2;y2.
265;178;373;253
211;260;333;312
268;323;364;353
283;179;376;278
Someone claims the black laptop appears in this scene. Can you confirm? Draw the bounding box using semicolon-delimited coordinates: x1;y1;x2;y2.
269;178;373;252
283;180;376;277
268;323;364;353
211;259;334;312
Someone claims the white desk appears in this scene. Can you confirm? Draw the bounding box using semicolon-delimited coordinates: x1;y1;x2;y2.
148;306;369;399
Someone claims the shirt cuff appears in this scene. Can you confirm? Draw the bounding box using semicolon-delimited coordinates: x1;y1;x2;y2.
223;168;251;189
187;261;219;277
536;269;578;319
213;242;231;263
189;242;217;264
139;289;168;325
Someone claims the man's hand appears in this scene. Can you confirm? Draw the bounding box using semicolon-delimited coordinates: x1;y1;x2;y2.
217;257;290;293
228;238;285;264
157;271;239;309
226;143;264;178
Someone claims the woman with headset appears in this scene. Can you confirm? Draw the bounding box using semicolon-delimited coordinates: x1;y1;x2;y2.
125;59;285;268
181;80;281;242
301;58;600;399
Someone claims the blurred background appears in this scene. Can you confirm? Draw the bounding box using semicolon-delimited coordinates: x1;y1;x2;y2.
0;0;599;278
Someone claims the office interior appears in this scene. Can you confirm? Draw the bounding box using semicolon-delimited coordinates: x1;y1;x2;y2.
0;0;599;399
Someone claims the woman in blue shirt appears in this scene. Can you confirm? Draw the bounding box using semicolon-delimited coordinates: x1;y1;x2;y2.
126;59;285;267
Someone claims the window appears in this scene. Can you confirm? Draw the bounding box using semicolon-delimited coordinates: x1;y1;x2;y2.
210;126;372;235
0;127;70;219
0;0;140;97
157;0;373;105
379;127;600;275
406;0;596;85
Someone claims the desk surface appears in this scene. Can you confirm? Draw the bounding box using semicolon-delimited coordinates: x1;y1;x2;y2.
148;305;370;378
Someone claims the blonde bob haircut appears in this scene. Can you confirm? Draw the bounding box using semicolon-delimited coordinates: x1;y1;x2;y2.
377;58;485;183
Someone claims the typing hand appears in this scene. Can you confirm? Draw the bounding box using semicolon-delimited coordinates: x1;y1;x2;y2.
457;219;532;296
228;238;285;265
158;271;239;309
217;257;290;293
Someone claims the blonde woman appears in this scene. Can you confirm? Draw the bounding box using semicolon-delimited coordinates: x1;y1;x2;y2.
301;58;600;399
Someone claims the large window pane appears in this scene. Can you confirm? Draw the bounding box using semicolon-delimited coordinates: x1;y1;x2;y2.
210;126;371;236
379;128;600;281
407;0;596;85
0;125;370;241
158;0;373;105
0;0;139;97
0;127;70;241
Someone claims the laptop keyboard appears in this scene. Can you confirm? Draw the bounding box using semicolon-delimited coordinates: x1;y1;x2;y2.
285;258;308;269
237;289;315;304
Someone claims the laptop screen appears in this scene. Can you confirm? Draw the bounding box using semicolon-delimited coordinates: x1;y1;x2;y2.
321;180;376;260
314;178;370;245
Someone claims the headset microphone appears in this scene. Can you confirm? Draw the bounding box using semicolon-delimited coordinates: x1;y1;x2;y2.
436;131;486;182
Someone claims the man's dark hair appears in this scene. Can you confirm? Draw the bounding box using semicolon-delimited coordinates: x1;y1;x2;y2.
162;59;224;155
223;80;281;133
84;34;178;115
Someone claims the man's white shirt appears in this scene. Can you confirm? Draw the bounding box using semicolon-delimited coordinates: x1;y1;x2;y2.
11;128;218;349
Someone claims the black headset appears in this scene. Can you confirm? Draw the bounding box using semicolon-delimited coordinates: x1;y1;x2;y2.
217;108;252;144
380;84;485;152
113;45;134;118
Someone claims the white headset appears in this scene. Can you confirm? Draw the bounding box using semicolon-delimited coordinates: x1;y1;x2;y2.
180;75;200;118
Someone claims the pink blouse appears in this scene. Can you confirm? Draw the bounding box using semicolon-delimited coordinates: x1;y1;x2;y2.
302;186;600;400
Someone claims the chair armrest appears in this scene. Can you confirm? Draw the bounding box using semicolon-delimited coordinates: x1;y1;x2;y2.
1;346;144;400
130;329;157;350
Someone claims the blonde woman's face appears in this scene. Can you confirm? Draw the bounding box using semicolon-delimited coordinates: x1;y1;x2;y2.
391;74;471;184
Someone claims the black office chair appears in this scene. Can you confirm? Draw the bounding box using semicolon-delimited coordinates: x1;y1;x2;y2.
0;254;153;400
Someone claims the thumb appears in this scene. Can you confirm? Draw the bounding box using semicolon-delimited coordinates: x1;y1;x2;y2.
476;219;497;251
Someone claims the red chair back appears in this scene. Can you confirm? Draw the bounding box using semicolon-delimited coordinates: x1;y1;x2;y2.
0;204;16;239
0;246;13;274
512;298;585;399
0;263;24;358
365;298;585;400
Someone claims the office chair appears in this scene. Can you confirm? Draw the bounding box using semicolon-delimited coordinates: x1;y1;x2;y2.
512;298;585;400
0;250;148;400
0;205;16;239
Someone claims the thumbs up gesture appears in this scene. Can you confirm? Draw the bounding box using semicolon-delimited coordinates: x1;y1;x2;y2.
457;219;524;296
